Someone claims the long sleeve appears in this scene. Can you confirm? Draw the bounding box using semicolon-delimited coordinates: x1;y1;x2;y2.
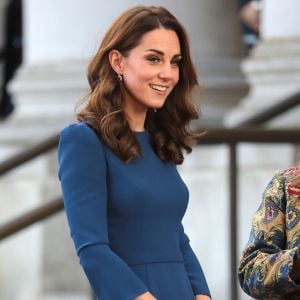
238;171;300;298
180;224;211;297
58;123;148;300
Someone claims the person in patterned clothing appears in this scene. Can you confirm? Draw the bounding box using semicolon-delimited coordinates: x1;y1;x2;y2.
238;167;300;299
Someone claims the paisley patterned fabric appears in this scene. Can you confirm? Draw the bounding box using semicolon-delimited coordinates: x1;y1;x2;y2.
238;167;300;299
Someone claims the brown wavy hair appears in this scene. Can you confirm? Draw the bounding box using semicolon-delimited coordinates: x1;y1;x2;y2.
77;6;200;164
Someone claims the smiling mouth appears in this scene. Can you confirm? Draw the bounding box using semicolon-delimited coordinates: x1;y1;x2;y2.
149;84;168;92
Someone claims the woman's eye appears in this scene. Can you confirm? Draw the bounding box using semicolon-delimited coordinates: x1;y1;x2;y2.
171;59;181;67
147;56;160;63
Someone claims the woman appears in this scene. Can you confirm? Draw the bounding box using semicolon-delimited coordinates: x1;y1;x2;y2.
58;6;211;300
238;166;300;299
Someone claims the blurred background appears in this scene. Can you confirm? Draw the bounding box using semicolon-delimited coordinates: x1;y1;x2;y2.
0;0;299;299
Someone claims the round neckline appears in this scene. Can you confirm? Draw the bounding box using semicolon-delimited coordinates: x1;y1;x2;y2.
133;129;148;134
133;130;150;138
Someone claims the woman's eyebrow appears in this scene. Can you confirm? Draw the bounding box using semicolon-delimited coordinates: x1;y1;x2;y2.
173;54;182;59
145;49;182;58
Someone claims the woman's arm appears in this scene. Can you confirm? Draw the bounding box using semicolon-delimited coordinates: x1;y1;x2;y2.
179;225;211;298
238;171;300;298
58;123;148;299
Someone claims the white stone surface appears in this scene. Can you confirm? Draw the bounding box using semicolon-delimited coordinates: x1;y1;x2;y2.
224;0;300;128
224;39;300;127
0;227;42;300
263;0;300;39
180;146;229;299
7;60;88;131
0;153;47;300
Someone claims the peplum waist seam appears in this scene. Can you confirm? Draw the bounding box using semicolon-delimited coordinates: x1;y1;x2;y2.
127;258;184;266
116;252;184;266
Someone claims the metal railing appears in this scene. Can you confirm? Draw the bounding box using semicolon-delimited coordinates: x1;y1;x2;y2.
0;134;62;239
0;134;58;176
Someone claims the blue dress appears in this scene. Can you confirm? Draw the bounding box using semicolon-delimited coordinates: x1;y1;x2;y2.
58;122;210;300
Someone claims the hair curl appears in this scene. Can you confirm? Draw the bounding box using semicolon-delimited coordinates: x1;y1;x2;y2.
77;6;200;164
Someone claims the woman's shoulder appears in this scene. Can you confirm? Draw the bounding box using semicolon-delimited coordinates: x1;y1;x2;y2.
61;121;93;136
59;122;103;148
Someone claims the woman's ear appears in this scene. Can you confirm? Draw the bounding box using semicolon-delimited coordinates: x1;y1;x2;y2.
109;50;125;74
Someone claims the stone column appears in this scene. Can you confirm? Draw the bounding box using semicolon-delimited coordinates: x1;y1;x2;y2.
0;0;92;298
224;0;300;127
176;0;248;128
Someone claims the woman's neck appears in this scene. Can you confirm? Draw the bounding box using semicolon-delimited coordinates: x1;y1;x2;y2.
124;101;148;132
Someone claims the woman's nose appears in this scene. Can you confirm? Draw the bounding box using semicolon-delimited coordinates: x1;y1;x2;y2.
158;64;175;80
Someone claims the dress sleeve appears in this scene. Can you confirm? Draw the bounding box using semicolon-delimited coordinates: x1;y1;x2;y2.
58;123;148;300
179;224;211;297
238;170;300;298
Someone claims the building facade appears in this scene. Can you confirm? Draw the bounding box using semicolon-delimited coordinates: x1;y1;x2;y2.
0;1;299;299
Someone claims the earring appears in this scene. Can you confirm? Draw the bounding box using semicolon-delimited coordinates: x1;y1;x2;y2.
117;74;123;82
154;108;157;113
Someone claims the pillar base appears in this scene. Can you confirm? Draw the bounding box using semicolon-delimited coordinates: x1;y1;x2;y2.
192;56;248;128
224;39;300;127
0;59;88;145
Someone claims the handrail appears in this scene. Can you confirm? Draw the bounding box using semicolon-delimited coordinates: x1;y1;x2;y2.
0;134;59;176
0;197;63;240
236;90;300;127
